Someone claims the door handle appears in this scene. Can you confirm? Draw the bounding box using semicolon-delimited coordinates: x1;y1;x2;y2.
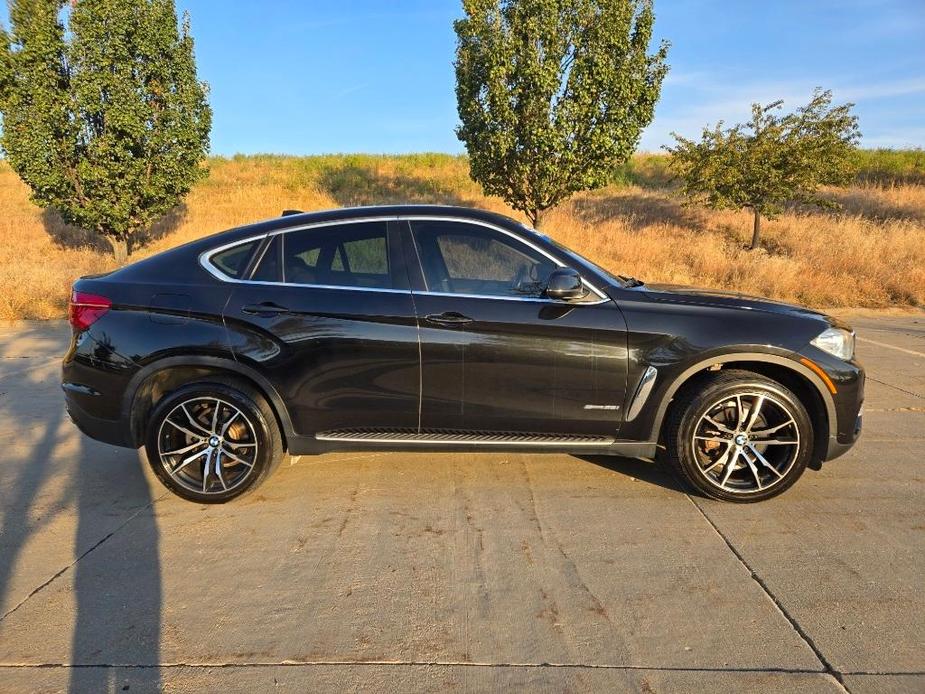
241;302;290;316
425;311;473;325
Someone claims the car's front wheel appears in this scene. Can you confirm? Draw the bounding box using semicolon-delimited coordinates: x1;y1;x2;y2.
666;370;813;502
145;381;283;503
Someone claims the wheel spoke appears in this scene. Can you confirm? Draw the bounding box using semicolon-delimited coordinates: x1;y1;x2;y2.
704;415;734;433
751;419;795;437
753;439;798;446
694;435;729;443
162;440;207;457
172;448;208;475
221;447;254;468
744;395;765;433
211;399;221;434
180;404;212;436
742;450;764;490
202;454;211;492
214;450;228;491
720;449;740;486
734;395;745;429
220;409;240;437
702;443;733;473
164;419;203;440
747;445;785;479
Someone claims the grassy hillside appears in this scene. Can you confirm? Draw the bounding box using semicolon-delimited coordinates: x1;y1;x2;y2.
1;151;923;320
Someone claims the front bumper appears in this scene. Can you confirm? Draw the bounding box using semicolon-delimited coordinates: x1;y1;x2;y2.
797;346;865;461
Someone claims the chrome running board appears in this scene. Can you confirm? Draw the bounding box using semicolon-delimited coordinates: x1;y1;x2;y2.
316;428;615;446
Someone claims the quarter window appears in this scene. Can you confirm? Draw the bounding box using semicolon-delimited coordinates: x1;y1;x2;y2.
279;221;391;289
210;240;258;279
411;221;557;298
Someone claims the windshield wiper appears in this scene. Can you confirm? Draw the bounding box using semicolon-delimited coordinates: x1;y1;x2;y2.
621;276;645;288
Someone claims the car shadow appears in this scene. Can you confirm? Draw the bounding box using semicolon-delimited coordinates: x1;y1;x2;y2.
573;453;700;497
0;324;162;691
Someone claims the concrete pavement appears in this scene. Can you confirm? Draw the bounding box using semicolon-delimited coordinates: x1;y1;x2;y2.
0;313;922;693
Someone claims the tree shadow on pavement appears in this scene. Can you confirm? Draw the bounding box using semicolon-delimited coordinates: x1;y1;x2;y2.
68;443;162;693
0;324;163;692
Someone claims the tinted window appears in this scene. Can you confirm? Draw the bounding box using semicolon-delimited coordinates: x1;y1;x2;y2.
251;235;280;282
211;240;258;279
281;221;391;289
411;221;556;297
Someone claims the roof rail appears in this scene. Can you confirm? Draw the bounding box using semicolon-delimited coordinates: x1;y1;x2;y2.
281;209;303;217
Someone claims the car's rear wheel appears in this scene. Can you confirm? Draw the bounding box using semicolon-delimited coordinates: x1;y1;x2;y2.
666;370;813;502
145;381;283;503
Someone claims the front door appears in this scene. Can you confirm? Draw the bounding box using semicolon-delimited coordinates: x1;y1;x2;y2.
404;219;628;436
223;219;420;435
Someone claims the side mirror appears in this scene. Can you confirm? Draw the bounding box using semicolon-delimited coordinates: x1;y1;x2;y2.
544;267;587;301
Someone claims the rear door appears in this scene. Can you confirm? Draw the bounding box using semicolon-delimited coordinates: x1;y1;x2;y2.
403;218;629;436
220;219;420;436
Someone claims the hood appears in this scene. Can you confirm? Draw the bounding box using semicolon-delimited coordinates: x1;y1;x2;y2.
640;283;828;320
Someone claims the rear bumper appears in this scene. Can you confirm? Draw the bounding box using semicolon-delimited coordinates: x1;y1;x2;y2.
63;385;133;448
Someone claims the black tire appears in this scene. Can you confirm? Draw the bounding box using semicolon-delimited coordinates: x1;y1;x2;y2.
144;380;283;503
665;369;813;503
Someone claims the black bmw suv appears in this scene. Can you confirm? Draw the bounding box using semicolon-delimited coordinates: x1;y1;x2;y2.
63;205;864;503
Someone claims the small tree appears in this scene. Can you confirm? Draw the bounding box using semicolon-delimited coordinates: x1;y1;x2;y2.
666;89;860;250
454;0;669;229
0;0;212;261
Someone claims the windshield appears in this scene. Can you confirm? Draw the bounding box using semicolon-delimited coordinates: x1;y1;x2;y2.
523;225;638;287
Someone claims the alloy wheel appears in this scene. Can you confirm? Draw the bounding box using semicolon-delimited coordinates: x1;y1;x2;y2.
691;391;801;494
156;396;259;495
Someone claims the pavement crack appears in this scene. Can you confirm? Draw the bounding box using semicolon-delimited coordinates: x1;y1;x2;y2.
685;495;851;694
865;376;925;400
0;494;166;624
0;660;903;674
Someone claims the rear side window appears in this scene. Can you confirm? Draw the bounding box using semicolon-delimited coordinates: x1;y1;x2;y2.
210;240;258;279
281;221;391;289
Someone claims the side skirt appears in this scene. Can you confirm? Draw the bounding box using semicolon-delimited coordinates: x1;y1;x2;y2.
287;428;657;459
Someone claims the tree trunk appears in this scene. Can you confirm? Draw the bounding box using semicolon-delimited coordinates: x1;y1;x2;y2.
108;236;129;264
531;208;547;231
750;208;761;250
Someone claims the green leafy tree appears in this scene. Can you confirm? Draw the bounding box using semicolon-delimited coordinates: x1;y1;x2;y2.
454;0;669;229
666;89;860;250
0;0;211;261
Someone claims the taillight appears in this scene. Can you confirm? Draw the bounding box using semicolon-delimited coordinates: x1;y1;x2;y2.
69;291;112;331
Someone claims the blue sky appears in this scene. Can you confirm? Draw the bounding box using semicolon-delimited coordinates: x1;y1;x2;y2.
7;0;925;154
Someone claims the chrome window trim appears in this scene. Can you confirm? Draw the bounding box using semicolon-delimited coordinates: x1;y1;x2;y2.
199;214;611;305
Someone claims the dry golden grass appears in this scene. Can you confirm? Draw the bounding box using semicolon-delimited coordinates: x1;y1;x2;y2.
1;154;923;320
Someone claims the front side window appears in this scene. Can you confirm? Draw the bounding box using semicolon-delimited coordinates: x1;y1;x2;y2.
254;221;391;289
411;221;557;298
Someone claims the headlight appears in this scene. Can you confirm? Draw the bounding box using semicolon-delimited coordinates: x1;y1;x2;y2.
811;327;855;361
